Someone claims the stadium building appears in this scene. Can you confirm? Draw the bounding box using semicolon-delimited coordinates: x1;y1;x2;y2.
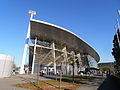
20;11;100;75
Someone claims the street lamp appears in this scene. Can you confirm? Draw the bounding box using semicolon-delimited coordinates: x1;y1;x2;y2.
115;10;120;48
118;10;120;16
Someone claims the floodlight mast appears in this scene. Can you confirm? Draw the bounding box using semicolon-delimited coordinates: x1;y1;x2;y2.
115;25;120;48
19;10;36;74
29;10;36;20
118;10;120;16
116;10;120;48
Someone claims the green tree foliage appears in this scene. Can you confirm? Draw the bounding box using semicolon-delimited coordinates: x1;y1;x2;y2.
112;29;120;72
99;66;115;72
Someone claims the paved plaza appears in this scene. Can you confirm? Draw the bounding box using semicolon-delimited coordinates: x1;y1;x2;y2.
0;75;104;90
0;75;49;90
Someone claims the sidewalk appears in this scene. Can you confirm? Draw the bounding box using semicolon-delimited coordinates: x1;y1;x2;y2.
0;75;105;90
0;74;50;90
76;86;98;90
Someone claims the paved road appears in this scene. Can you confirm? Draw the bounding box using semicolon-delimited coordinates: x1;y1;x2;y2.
0;74;50;90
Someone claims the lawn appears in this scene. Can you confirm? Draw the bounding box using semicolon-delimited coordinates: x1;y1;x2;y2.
62;76;96;82
15;80;80;90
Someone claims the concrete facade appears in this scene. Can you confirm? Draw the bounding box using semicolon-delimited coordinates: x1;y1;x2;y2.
0;54;14;78
27;19;100;75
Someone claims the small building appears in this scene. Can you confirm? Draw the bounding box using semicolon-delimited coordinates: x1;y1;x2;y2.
0;54;14;78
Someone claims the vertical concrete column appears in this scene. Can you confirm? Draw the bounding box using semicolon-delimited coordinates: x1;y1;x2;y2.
63;47;69;75
51;42;56;75
74;62;78;75
61;61;64;74
31;37;37;74
70;51;75;82
77;53;82;71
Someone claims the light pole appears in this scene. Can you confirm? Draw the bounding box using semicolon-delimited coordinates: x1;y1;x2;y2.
118;10;120;16
19;10;36;74
115;25;120;48
115;10;120;48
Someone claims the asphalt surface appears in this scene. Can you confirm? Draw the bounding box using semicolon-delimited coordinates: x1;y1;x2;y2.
0;75;105;90
76;77;105;90
0;74;49;90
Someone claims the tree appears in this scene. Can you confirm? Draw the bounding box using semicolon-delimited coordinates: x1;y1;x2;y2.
112;29;120;73
99;66;115;72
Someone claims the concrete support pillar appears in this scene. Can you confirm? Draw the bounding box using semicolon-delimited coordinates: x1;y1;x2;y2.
63;47;69;75
61;61;64;75
77;53;82;71
31;37;37;74
51;42;56;75
70;51;75;82
74;62;78;75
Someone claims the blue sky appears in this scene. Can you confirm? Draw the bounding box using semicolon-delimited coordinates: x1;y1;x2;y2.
0;0;120;66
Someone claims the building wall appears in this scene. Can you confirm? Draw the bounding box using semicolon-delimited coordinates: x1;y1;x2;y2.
87;55;98;68
0;54;14;78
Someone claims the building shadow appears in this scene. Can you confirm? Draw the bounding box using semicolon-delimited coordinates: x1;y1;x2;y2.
98;75;120;90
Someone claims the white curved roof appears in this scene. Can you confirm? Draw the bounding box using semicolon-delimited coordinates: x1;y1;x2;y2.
30;19;100;62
